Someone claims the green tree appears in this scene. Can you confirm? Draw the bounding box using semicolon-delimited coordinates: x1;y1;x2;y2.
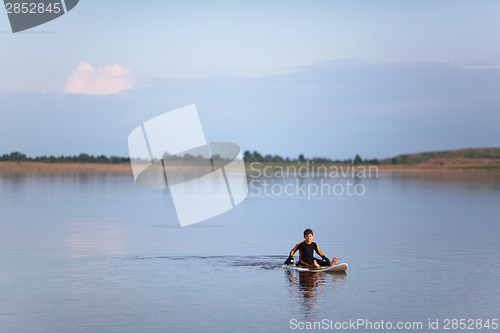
252;150;264;162
272;155;283;163
243;150;252;162
9;151;28;162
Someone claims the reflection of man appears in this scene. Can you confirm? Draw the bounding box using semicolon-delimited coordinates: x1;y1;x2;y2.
299;272;320;294
285;267;347;319
285;270;322;318
287;271;323;319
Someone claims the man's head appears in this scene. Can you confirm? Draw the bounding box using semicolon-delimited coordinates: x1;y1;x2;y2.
303;228;313;243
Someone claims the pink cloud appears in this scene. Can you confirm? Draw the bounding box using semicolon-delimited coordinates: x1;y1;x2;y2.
64;62;133;95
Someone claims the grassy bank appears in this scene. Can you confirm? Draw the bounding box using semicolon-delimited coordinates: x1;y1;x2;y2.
1;147;499;174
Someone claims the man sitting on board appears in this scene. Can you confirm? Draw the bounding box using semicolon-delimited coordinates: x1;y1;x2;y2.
284;228;337;267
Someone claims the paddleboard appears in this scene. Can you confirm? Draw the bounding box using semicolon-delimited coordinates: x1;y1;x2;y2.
282;263;348;272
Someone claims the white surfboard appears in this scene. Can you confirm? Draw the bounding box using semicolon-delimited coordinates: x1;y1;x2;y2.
282;263;348;272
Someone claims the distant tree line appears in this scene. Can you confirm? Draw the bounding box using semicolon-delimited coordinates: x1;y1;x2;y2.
0;152;130;164
243;151;380;165
389;148;500;165
0;150;381;165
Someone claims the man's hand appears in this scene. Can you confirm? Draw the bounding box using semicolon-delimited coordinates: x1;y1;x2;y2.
284;256;294;265
321;255;330;265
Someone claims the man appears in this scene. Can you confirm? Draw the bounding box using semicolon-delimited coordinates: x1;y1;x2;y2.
284;228;337;267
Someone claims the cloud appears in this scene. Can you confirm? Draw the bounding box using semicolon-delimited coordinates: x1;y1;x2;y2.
64;62;133;95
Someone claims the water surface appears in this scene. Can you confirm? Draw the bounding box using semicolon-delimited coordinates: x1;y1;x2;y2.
1;171;499;332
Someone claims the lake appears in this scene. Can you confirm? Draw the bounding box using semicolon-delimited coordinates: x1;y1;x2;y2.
1;170;499;332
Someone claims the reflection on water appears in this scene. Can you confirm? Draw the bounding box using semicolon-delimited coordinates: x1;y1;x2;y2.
1;172;499;332
65;218;128;258
380;172;500;192
285;270;347;320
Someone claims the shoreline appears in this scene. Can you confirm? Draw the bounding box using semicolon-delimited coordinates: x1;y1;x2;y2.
0;161;132;174
1;160;499;175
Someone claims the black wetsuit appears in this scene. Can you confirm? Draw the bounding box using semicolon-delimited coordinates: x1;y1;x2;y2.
289;241;329;267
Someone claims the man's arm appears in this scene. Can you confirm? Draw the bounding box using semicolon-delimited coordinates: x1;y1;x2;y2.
284;242;302;265
314;243;330;264
314;242;325;257
290;242;302;257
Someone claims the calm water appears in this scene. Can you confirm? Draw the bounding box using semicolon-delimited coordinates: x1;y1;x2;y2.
1;170;500;332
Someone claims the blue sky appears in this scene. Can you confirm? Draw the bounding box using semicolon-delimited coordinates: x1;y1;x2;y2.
1;1;499;159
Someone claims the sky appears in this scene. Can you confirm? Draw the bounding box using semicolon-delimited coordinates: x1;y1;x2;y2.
1;0;499;160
